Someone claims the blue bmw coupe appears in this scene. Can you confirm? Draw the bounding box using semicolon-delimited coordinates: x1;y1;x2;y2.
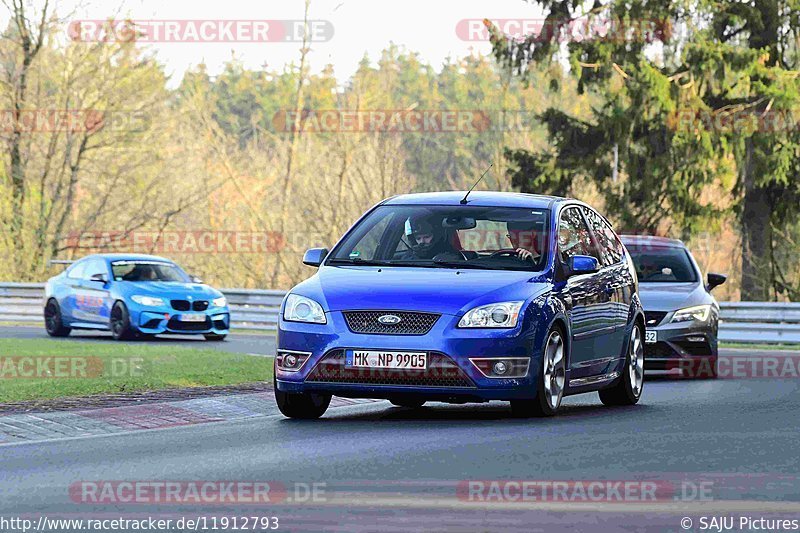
44;254;230;341
275;192;645;418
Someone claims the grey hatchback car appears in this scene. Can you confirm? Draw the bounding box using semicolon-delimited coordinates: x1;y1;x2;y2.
620;236;727;378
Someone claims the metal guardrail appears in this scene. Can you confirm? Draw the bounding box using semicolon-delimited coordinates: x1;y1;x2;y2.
1;283;799;343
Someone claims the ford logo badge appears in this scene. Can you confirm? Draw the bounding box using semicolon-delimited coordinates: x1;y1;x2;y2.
378;314;402;325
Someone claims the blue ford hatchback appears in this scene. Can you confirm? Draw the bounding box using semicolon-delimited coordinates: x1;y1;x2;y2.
275;192;645;418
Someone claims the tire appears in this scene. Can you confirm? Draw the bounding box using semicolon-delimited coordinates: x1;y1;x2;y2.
599;322;645;406
110;301;135;340
44;299;71;337
390;399;426;409
204;333;227;341
510;326;566;418
274;377;331;419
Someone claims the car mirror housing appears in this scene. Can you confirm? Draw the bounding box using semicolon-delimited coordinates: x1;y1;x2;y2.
189;275;203;283
567;255;600;276
89;273;107;283
707;272;727;291
303;248;329;267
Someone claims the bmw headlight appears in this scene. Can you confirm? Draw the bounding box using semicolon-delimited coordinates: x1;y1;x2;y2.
283;294;326;324
131;295;165;307
670;304;711;323
212;296;227;307
458;301;524;328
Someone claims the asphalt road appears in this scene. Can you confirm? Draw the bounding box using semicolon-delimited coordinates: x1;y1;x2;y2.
2;325;799;531
2;376;799;532
0;325;276;356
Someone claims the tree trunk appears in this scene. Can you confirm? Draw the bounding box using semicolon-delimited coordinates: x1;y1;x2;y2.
739;137;772;301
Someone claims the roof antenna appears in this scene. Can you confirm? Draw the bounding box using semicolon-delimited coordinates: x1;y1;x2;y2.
460;163;492;205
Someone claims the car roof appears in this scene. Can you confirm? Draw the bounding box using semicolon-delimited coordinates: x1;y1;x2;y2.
382;191;568;209
79;253;176;263
619;235;686;248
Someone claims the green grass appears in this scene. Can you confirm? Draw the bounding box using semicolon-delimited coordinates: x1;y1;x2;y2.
0;338;273;403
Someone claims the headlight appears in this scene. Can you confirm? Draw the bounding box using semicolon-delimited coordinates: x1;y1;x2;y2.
131;295;165;307
283;294;326;324
458;301;524;328
212;296;227;307
670;304;711;323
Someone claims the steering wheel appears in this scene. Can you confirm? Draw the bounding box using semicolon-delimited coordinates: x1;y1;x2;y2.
433;250;470;262
489;249;535;262
489;249;520;258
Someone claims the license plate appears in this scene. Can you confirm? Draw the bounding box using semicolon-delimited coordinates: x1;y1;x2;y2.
179;313;206;322
345;350;427;370
644;330;657;344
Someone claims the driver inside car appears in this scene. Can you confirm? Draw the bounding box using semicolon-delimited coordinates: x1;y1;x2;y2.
401;216;455;260
507;220;541;263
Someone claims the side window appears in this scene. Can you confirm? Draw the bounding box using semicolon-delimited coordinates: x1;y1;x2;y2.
66;261;86;279
558;207;597;263
583;207;622;266
346;212;392;260
83;259;108;279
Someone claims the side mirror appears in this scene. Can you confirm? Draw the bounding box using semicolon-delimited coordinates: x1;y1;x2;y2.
89;273;107;283
706;272;727;291
189;275;203;283
303;247;329;267
567;255;599;276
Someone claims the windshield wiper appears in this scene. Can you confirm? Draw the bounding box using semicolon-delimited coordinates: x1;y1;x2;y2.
328;258;398;267
430;259;488;270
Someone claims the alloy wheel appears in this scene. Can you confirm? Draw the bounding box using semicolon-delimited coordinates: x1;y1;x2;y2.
542;330;566;410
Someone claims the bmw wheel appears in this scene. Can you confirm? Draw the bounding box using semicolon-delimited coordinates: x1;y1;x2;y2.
110;301;135;341
510;326;565;417
274;377;331;419
599;322;644;406
44;299;71;337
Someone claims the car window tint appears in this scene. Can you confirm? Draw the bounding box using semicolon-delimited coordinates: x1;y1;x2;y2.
66;261;86;279
626;245;698;282
83;259;107;279
583;207;622;266
558;207;597;263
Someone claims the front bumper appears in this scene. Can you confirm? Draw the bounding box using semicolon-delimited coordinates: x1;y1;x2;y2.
276;311;541;401
131;305;230;335
643;313;717;370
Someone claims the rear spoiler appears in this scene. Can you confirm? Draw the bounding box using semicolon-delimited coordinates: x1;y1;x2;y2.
48;259;74;267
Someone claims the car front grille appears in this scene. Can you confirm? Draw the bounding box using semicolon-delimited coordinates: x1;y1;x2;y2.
305;350;475;388
342;311;440;335
170;300;209;311
644;311;668;327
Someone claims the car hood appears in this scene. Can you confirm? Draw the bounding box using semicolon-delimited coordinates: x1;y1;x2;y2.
293;265;550;316
637;282;713;311
116;282;222;299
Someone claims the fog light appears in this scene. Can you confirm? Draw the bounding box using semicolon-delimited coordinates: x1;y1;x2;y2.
493;361;509;375
284;354;298;367
686;336;705;343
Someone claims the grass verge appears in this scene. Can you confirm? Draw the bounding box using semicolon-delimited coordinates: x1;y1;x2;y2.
0;338;273;403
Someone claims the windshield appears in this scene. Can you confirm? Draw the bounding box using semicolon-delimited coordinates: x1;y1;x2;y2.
329;205;549;271
626;245;698;282
111;260;189;282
